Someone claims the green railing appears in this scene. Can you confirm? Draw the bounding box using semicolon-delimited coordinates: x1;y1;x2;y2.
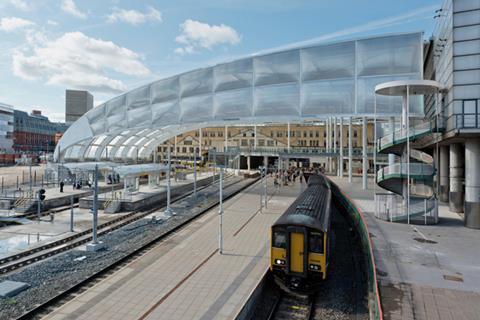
328;179;383;320
376;163;434;183
377;122;434;153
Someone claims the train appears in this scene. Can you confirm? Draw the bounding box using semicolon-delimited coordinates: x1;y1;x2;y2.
270;174;333;293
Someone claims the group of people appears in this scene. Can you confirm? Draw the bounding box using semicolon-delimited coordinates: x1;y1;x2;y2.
107;173;120;185
273;166;324;188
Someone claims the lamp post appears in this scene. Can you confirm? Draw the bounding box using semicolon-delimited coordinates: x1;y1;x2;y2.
164;145;174;215
218;166;223;254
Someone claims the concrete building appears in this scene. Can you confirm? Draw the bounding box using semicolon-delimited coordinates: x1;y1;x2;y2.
13;110;68;153
156;123;375;171
65;90;93;126
417;0;480;228
0;102;14;153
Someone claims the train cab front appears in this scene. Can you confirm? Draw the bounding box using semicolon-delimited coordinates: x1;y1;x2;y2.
271;226;327;294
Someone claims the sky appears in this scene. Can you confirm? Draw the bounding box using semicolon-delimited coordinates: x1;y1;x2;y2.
0;0;441;122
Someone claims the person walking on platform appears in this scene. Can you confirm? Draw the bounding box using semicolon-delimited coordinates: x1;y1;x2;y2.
60;181;64;193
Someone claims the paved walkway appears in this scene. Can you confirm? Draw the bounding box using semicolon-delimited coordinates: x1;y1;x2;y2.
43;179;302;320
329;176;480;320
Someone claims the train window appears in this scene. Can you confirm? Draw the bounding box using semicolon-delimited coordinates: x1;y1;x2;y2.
273;230;286;248
309;232;324;254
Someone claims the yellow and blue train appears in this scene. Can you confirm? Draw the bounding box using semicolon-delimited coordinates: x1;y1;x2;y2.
270;174;332;293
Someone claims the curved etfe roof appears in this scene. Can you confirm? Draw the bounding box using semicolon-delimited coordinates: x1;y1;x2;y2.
56;32;424;162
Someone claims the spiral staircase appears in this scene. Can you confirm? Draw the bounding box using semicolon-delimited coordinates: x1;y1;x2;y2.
376;122;439;223
374;79;445;224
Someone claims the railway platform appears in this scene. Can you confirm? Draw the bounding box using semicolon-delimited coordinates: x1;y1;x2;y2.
79;171;215;212
0;173;214;259
42;178;302;320
329;176;480;320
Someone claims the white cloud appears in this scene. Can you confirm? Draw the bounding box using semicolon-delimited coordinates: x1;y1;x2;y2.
0;17;35;32
12;31;150;94
107;6;162;25
175;19;241;54
47;20;59;27
10;0;31;11
61;0;87;19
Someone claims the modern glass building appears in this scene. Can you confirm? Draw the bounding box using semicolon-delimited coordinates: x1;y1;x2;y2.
56;32;424;162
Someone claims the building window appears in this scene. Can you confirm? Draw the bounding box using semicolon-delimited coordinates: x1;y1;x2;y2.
463;100;478;128
258;139;265;146
241;139;248;146
353;130;358;138
267;140;274;146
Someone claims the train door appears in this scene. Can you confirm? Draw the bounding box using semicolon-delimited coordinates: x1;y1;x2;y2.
289;232;304;273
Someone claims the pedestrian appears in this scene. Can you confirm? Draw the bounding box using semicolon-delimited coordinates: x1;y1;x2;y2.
60;180;64;193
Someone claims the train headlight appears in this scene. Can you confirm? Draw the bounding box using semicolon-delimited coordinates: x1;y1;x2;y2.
275;259;285;265
309;264;321;271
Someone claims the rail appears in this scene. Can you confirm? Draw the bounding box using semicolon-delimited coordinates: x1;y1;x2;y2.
14;175;257;319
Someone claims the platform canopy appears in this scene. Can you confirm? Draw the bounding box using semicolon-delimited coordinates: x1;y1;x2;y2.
56;32;424;162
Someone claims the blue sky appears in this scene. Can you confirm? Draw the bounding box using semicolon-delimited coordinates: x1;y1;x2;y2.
0;0;441;122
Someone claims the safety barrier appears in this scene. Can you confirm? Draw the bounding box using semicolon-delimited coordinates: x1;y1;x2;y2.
328;179;383;320
375;193;438;225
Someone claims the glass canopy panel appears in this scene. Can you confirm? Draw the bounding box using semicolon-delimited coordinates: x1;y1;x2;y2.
214;58;253;92
92;134;107;145
134;137;147;146
127;85;150;109
123;136;136;146
181;95;213;122
214;88;252;120
151;76;179;104
254;83;300;116
254;50;300;86
109;135;123;145
115;146;125;158
101;146;113;159
180;68;213;98
64;147;74;159
85;145;98;158
70;145;83;158
301;41;355;81
151;100;180;126
356;33;422;77
302;79;355;115
128;105;151;128
87;104;106;135
357;74;423;114
106;95;126;132
126;146;137;158
127;86;151;127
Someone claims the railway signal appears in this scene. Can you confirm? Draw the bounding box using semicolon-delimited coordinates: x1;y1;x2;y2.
37;188;46;222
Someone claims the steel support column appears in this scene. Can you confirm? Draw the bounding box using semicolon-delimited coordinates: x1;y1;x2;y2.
339;117;343;177
362;117;367;189
439;145;449;202
449;143;464;213
348;117;353;183
465;140;480;229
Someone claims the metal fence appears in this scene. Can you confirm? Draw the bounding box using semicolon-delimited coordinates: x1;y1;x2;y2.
374;193;438;225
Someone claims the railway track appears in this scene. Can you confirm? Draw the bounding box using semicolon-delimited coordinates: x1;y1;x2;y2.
250;196;368;320
0;174;234;275
267;292;314;320
13;175;259;320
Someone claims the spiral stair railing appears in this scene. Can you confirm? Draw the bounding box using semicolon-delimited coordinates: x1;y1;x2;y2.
376;122;439;223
